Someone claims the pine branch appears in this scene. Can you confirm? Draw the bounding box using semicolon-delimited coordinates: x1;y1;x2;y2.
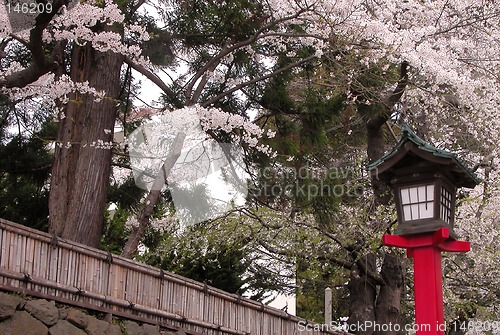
185;9;307;104
201;54;317;107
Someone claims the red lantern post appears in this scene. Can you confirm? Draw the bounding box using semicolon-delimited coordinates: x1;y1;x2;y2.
383;228;470;334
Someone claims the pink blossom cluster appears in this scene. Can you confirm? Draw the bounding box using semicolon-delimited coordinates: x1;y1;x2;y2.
1;73;105;117
262;1;498;128
42;0;149;62
197;105;276;157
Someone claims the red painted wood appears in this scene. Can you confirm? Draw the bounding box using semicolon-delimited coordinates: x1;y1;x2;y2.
413;246;444;334
437;240;470;253
382;228;470;335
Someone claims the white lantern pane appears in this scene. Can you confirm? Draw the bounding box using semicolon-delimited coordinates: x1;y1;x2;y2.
417;186;426;201
419;202;434;219
403;205;412;221
411;204;419;220
409;187;418;203
440;203;451;223
427;185;434;201
401;188;410;204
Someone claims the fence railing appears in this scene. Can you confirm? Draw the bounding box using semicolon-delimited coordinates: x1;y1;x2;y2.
0;218;346;335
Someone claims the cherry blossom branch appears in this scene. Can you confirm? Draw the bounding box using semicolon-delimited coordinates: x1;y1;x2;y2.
7;34;29;47
0;0;68;88
189;62;220;104
433;12;500;36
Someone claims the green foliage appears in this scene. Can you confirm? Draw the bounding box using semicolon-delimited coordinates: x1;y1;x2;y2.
0;117;54;231
296;259;350;323
299;89;342;149
100;207;130;254
107;176;146;210
250;51;405;321
170;0;266;47
163;242;249;294
161;0;273;110
260;76;295;115
129;14;174;66
142;222;254;296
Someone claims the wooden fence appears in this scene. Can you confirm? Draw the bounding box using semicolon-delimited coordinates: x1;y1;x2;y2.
0;218;347;335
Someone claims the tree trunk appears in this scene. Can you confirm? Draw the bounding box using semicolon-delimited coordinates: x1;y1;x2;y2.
48;43;123;247
374;253;404;335
346;61;409;334
348;254;377;335
367;116;405;335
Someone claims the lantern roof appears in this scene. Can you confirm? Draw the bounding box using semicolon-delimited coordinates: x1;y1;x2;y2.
368;123;481;188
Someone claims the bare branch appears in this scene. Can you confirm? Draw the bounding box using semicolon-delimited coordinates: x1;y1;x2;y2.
201;54;317;107
121;132;186;258
185;9;307;104
124;57;184;108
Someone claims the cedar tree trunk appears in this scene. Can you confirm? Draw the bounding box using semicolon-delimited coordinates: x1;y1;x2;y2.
48;43;123;247
374;253;404;335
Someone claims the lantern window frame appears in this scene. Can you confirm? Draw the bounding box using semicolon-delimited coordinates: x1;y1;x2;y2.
391;173;458;237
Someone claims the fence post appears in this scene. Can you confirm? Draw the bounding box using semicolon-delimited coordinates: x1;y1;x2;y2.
325;287;332;329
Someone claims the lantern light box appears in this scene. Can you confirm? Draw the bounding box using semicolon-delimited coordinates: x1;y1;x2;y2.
368;124;481;239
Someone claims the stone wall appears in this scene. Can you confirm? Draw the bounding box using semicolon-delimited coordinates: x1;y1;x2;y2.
0;292;184;335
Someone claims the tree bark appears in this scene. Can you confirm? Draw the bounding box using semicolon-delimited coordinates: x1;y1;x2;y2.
367;62;407;335
348;254;377;335
374;253;404;335
48;43;123;247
